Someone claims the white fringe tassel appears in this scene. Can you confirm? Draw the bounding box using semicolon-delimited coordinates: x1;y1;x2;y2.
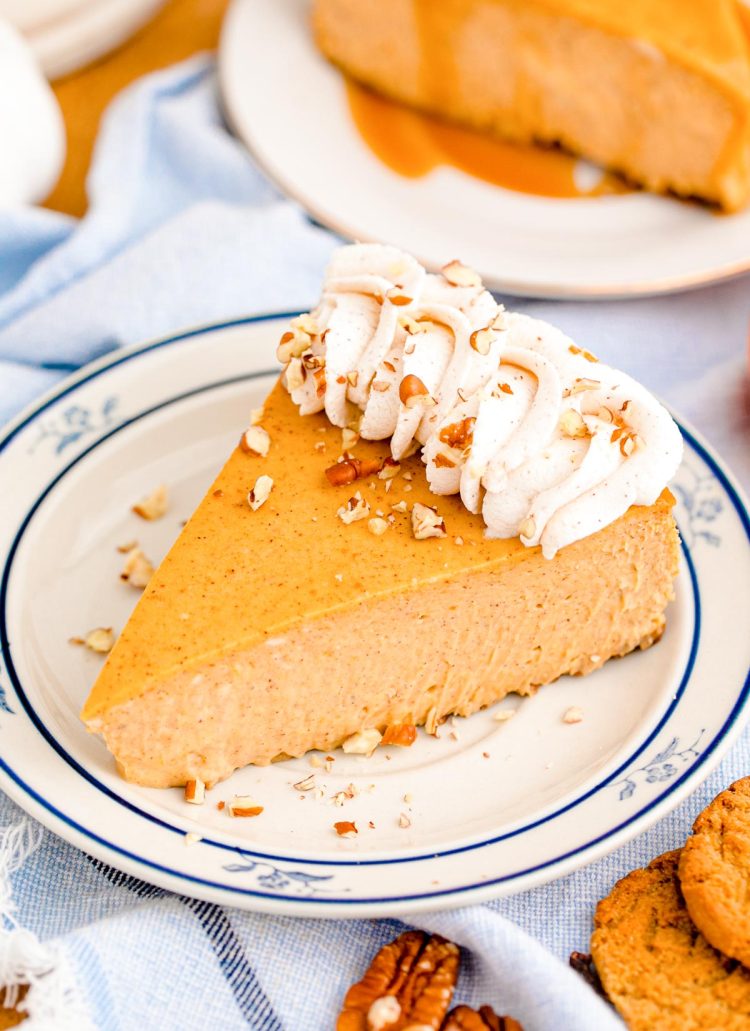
0;820;93;1030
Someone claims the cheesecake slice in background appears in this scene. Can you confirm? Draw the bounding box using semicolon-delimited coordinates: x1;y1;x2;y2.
313;0;750;211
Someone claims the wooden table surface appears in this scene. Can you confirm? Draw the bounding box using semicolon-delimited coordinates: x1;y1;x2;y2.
47;0;231;217
1;4;230;1021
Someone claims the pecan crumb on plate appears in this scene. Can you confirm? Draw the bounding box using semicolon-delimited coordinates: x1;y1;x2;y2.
71;627;116;654
132;484;169;520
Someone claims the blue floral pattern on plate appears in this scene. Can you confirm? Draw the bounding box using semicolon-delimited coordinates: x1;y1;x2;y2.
29;397;119;456
223;854;343;896
0;659;13;715
615;730;705;801
672;461;723;549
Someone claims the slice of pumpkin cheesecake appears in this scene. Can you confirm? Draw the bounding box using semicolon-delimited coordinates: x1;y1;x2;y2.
82;245;682;788
313;0;750;211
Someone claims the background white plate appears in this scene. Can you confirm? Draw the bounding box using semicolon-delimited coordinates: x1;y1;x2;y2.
1;316;749;916
219;0;750;300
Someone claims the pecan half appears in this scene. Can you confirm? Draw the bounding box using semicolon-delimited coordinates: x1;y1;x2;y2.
443;1005;522;1030
337;931;459;1031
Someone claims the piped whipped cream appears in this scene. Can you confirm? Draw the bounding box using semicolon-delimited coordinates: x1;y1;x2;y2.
279;244;683;558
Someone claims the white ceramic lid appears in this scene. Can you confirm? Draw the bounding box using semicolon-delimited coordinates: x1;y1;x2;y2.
0;0;92;35
0;0;167;80
0;18;65;205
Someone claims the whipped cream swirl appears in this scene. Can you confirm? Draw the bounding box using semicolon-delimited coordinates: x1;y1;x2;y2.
280;244;682;558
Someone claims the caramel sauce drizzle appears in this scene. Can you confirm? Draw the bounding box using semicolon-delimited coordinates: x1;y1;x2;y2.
346;78;630;200
345;0;631;201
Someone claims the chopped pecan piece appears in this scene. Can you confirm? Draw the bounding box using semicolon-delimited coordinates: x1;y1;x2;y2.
337;491;371;525
79;627;115;654
378;457;401;481
518;516;536;541
399;374;435;409
278;329;307;363
567;377;600;396
247;475;273;511
337;930;459;1031
441;260;482;289
119;546;154;589
439;418;475;451
292;313;319;336
398;314;428;335
342;427;360;451
382;724;417;747
132;484;168;521
326;457;383;487
285;356;305;391
568;344;598;363
412;503;447;540
313;368;327;397
385;288;413;307
469;327;494;356
559;409;588;439
619;432;642;457
239;425;271;457
342;728;382;756
228;795;263;818
184;778;205;805
368;517;389;536
443;1005;523;1030
434;453;457;469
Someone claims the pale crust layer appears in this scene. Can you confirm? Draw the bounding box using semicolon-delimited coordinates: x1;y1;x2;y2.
679;778;750;967
313;0;750;210
592;850;750;1031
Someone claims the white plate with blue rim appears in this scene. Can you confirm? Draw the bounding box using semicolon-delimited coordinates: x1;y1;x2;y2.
219;0;750;300
1;315;749;917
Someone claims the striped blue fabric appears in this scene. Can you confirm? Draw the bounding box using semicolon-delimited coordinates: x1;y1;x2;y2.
0;56;748;1030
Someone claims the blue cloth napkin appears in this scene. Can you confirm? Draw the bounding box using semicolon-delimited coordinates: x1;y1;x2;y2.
0;56;749;1031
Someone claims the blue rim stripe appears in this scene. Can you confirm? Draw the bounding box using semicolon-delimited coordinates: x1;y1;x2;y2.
0;314;748;906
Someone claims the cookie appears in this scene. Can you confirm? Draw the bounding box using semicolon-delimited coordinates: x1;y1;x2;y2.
679;777;750;967
591;849;750;1031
